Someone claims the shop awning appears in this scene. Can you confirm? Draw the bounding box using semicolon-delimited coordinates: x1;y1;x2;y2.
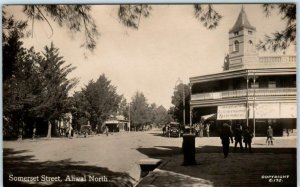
201;114;217;121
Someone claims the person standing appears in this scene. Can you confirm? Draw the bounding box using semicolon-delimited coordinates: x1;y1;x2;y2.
233;126;243;151
206;123;210;137
220;123;233;158
243;127;253;153
266;126;274;145
105;126;109;136
200;123;204;137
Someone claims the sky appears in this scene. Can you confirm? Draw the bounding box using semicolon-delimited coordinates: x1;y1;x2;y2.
5;4;295;109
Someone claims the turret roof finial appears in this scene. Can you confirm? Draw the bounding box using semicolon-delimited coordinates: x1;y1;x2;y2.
229;5;256;33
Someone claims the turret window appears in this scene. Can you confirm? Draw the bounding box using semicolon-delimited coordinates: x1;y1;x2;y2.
234;31;239;36
234;40;239;52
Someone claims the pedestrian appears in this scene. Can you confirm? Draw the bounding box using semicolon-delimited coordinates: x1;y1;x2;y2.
220;123;233;158
200;123;204;137
206;123;210;137
243;127;253;153
162;124;166;136
233;126;243;151
266;126;274;145
195;123;200;137
105;126;109;136
32;124;36;140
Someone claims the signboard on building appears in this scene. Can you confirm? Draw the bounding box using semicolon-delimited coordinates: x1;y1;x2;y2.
217;104;246;120
280;103;297;118
249;103;280;119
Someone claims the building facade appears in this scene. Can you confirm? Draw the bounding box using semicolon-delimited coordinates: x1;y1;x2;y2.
189;8;296;136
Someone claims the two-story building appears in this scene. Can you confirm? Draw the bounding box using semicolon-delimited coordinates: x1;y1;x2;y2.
189;7;296;136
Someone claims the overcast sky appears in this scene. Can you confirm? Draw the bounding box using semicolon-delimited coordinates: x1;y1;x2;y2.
6;4;295;108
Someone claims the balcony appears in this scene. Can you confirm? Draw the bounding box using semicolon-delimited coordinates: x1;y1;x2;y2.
191;88;296;101
259;56;296;64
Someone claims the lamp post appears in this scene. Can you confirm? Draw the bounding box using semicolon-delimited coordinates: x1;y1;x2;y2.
175;78;185;126
253;73;256;137
128;103;131;132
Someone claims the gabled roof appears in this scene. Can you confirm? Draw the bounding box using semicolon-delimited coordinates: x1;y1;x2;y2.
229;7;256;33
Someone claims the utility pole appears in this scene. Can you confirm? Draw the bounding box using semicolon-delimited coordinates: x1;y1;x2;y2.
128;103;131;132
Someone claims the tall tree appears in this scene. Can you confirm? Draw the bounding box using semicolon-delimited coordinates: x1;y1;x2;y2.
171;83;190;125
130;91;150;131
82;74;122;130
153;105;172;127
33;43;77;138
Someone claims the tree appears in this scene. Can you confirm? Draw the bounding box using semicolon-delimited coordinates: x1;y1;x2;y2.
3;31;42;139
153;105;172;127
130;91;151;131
70;91;91;131
82;74;122;130
119;4;295;51
4;4;295;54
257;4;296;51
171;83;190;125
3;5;99;52
118;97;129;119
33;43;77;138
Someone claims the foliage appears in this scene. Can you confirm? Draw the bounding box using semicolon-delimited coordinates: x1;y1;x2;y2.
3;29;77;138
118;5;152;29
32;43;77;121
194;4;222;29
3;5;99;52
257;4;296;51
79;74;122;129
171;83;190;125
130;92;151;130
153;105;172;126
3;31;41;124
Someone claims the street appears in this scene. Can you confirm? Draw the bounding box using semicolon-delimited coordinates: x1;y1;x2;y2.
3;129;296;187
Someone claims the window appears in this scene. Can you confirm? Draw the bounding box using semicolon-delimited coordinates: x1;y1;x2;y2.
234;31;239;36
248;40;253;51
234;40;239;52
248;30;253;35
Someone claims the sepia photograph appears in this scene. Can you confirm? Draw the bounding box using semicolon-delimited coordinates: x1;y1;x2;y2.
2;3;297;187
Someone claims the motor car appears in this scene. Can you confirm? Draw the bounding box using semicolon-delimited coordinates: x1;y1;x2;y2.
167;122;184;137
80;125;92;137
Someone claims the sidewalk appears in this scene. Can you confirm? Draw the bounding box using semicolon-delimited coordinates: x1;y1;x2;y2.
136;137;296;187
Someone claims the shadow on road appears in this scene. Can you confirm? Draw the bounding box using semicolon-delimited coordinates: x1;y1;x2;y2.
136;145;296;187
4;148;135;187
137;143;296;158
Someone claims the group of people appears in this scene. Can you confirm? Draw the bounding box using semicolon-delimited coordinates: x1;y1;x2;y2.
220;123;253;158
220;123;276;158
194;122;210;137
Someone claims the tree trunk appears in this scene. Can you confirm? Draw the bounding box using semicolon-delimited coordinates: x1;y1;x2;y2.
47;121;52;138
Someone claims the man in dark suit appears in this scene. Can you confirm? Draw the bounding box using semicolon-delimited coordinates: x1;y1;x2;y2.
220;123;233;158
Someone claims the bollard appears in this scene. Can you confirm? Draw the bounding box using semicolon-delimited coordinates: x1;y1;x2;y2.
182;134;196;165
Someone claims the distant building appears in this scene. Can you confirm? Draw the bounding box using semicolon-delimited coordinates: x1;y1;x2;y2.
104;115;129;132
189;7;296;136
